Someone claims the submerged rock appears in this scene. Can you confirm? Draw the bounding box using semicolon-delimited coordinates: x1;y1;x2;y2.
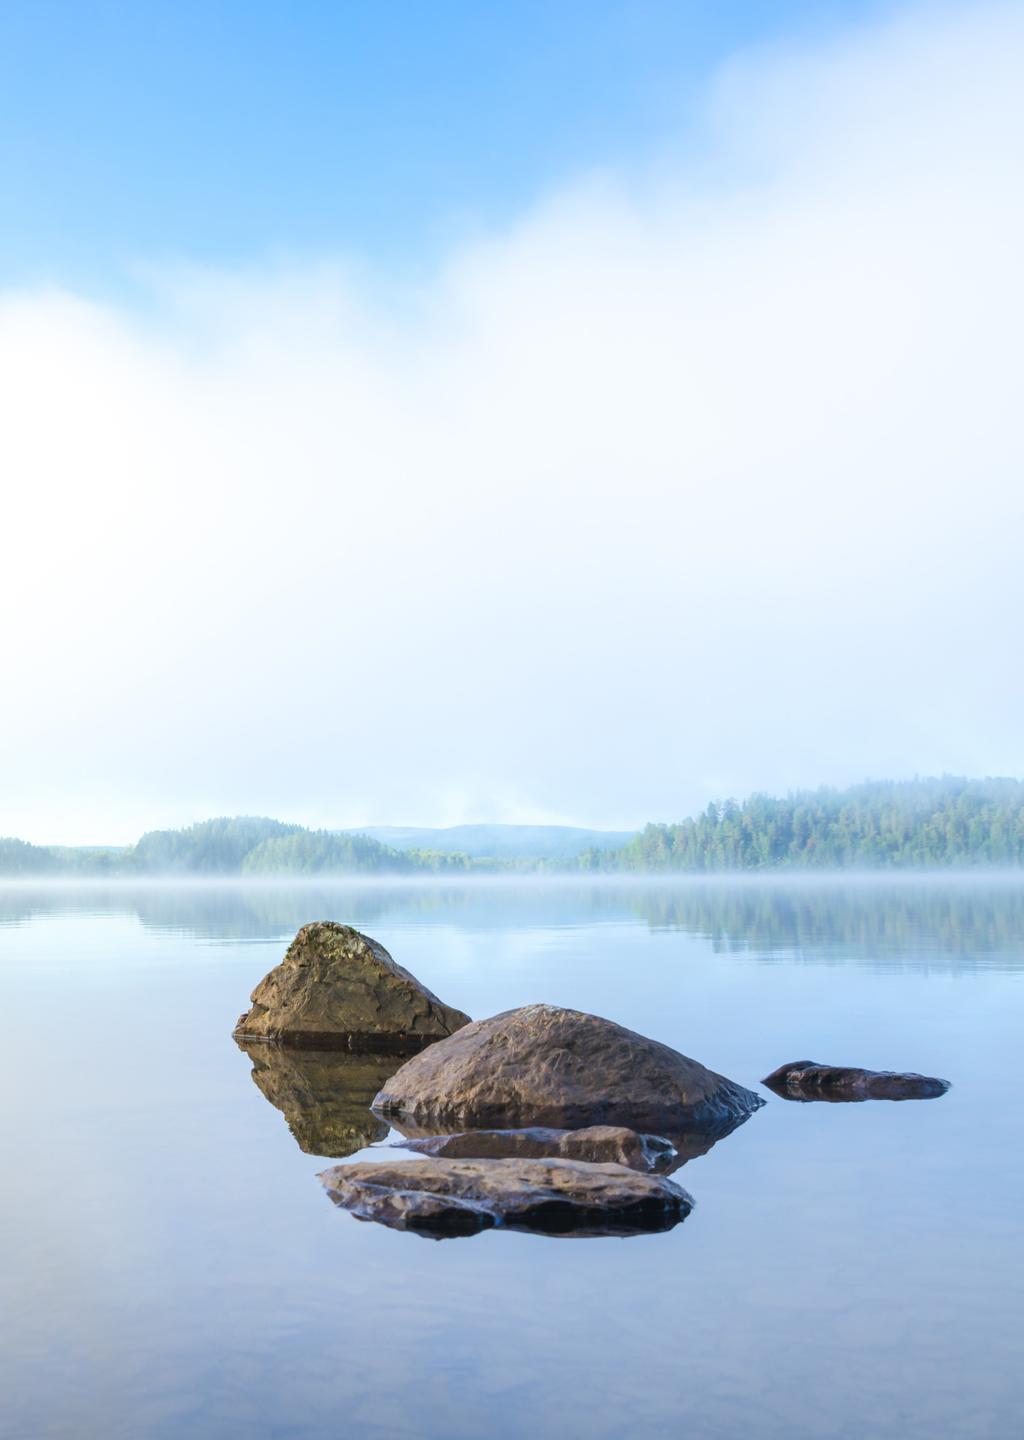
372;1003;763;1134
762;1060;950;1102
318;1156;693;1238
233;922;470;1051
236;1039;395;1157
394;1124;677;1173
386;1112;745;1172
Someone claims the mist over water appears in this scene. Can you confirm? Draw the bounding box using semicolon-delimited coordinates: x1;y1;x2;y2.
3;872;1022;966
1;875;1021;1438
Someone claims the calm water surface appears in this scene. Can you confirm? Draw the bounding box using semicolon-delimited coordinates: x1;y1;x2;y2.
1;878;1021;1440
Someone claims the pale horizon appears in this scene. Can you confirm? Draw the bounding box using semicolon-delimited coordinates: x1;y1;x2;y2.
9;771;1021;850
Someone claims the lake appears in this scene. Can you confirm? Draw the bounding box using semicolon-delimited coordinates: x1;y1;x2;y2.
1;877;1021;1439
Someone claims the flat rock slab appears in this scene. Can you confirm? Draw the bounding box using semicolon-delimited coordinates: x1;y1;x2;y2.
373;1003;763;1134
233;922;470;1051
318;1156;694;1239
762;1060;951;1102
394;1125;677;1172
237;1039;396;1157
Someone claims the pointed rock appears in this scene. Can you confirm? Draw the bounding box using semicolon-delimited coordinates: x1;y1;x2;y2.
233;921;470;1052
373;1003;763;1133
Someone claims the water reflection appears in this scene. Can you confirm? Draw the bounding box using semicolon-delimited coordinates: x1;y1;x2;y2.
3;881;1020;1435
236;1040;396;1157
390;1126;680;1173
2;876;1023;967
385;1110;754;1173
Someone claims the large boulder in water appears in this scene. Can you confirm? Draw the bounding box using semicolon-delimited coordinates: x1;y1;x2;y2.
372;1003;763;1134
318;1155;693;1238
762;1059;950;1102
233;922;470;1052
236;1039;396;1156
395;1124;677;1173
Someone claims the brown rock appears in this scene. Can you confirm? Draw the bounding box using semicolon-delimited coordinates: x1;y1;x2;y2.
372;1003;763;1133
394;1124;677;1172
318;1156;693;1238
233;922;470;1051
237;1039;395;1156
762;1059;950;1102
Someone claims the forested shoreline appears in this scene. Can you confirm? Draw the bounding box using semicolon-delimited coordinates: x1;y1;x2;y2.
579;779;1024;871
3;778;1023;876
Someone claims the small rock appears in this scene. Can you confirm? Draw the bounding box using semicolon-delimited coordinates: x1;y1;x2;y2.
318;1156;694;1239
762;1060;950;1102
394;1125;677;1172
233;922;470;1051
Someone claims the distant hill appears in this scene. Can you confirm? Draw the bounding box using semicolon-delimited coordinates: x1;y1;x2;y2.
0;819;635;874
342;824;636;861
0;818;425;878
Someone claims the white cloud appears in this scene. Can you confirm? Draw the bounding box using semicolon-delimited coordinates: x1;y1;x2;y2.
2;2;1023;842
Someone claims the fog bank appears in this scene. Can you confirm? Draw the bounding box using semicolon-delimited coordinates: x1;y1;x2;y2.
2;1;1022;842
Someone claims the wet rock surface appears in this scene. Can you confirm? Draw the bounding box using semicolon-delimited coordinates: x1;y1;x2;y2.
373;1003;763;1133
762;1059;950;1101
233;922;470;1051
394;1124;677;1172
318;1156;694;1238
236;1039;395;1156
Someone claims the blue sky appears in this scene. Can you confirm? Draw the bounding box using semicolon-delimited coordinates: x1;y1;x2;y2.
2;0;1023;842
2;0;888;290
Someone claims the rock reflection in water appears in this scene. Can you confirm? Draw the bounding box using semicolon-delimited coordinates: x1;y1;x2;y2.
393;1125;678;1173
237;1039;395;1157
384;1106;754;1174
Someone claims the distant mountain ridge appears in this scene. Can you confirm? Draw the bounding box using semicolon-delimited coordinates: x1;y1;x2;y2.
0;817;632;876
340;824;635;861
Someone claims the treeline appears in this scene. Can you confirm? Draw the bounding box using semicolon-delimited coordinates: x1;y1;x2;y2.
580;778;1024;871
4;779;1024;876
0;817;484;877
